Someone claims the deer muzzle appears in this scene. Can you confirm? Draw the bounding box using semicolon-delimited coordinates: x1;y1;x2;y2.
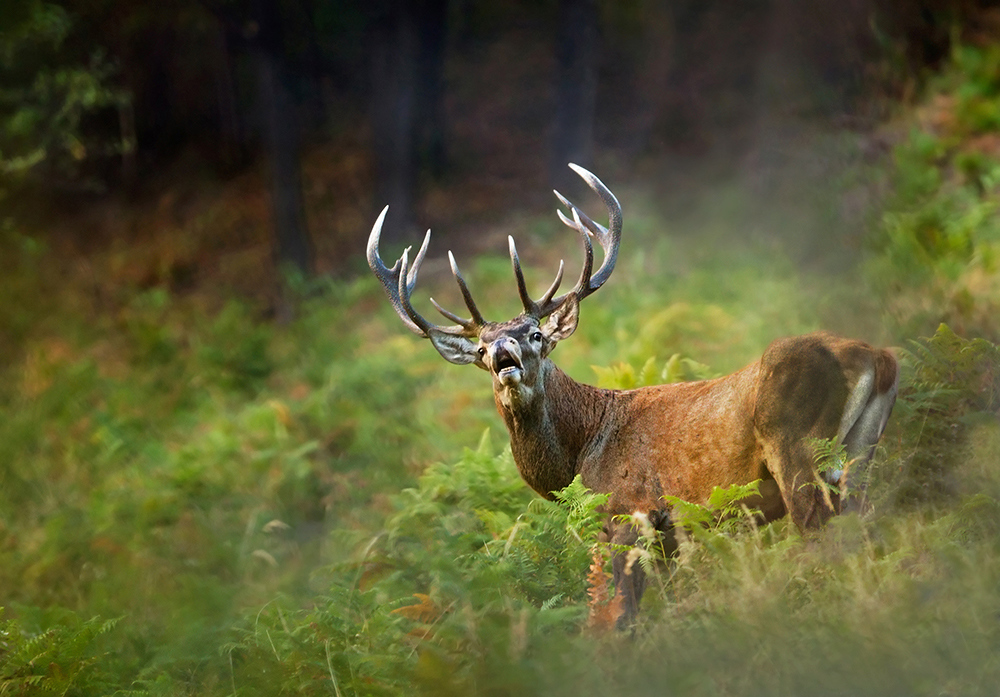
488;339;523;386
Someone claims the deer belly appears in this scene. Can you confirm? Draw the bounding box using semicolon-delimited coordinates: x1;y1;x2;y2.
656;439;761;504
579;426;761;515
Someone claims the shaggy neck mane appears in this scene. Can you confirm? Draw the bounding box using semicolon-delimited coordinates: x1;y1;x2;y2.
495;361;615;499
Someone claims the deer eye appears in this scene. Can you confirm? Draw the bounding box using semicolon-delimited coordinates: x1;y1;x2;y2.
478;347;486;357
530;332;543;343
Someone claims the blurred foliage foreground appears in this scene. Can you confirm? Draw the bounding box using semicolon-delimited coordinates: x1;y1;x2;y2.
3;45;1000;697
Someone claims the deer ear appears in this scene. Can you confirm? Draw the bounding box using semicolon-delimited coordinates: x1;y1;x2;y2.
541;295;579;343
428;332;481;366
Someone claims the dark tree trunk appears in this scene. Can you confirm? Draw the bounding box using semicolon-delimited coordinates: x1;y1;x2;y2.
659;1;712;153
369;0;450;241
414;0;449;178
369;0;420;242
118;100;137;195
251;0;314;276
255;49;313;275
213;24;249;174
203;0;314;277
550;0;599;191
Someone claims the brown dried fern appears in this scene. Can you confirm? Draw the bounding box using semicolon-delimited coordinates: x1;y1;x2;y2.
585;545;622;632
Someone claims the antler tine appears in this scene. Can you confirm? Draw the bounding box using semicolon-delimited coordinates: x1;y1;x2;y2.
537;258;565;308
555;190;604;238
366;207;425;336
366;206;483;339
508;235;569;318
551;163;623;303
404;228;432;293
428;297;467;325
508;236;535;314
569;209;595;299
398;248;481;338
395;247;433;334
525;215;592;319
428;251;486;331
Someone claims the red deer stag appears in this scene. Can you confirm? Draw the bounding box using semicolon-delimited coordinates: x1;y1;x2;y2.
366;164;899;627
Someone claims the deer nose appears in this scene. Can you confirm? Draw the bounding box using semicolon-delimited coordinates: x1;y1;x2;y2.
487;338;522;372
488;337;519;358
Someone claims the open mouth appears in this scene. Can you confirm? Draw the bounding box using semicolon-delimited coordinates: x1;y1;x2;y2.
496;355;520;373
493;347;522;382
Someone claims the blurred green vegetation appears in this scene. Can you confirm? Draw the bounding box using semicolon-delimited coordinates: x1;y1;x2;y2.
2;42;1000;697
0;1;129;194
867;43;1000;340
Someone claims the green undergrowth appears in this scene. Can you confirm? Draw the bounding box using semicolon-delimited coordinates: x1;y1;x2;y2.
209;326;999;697
218;434;608;697
867;43;1000;340
0;233;504;687
2;244;998;694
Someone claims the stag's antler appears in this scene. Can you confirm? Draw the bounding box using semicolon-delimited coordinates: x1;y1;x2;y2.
368;163;622;335
366;206;486;339
509;163;623;319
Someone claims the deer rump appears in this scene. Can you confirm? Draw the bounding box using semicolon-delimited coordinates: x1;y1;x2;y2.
367;164;899;628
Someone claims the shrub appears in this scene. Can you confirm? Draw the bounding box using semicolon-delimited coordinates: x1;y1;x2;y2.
0;607;121;696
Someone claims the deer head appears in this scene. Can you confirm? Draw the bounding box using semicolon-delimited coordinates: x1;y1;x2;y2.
366;163;622;409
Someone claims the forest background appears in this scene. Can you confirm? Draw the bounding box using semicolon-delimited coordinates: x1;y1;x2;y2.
2;0;1000;694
